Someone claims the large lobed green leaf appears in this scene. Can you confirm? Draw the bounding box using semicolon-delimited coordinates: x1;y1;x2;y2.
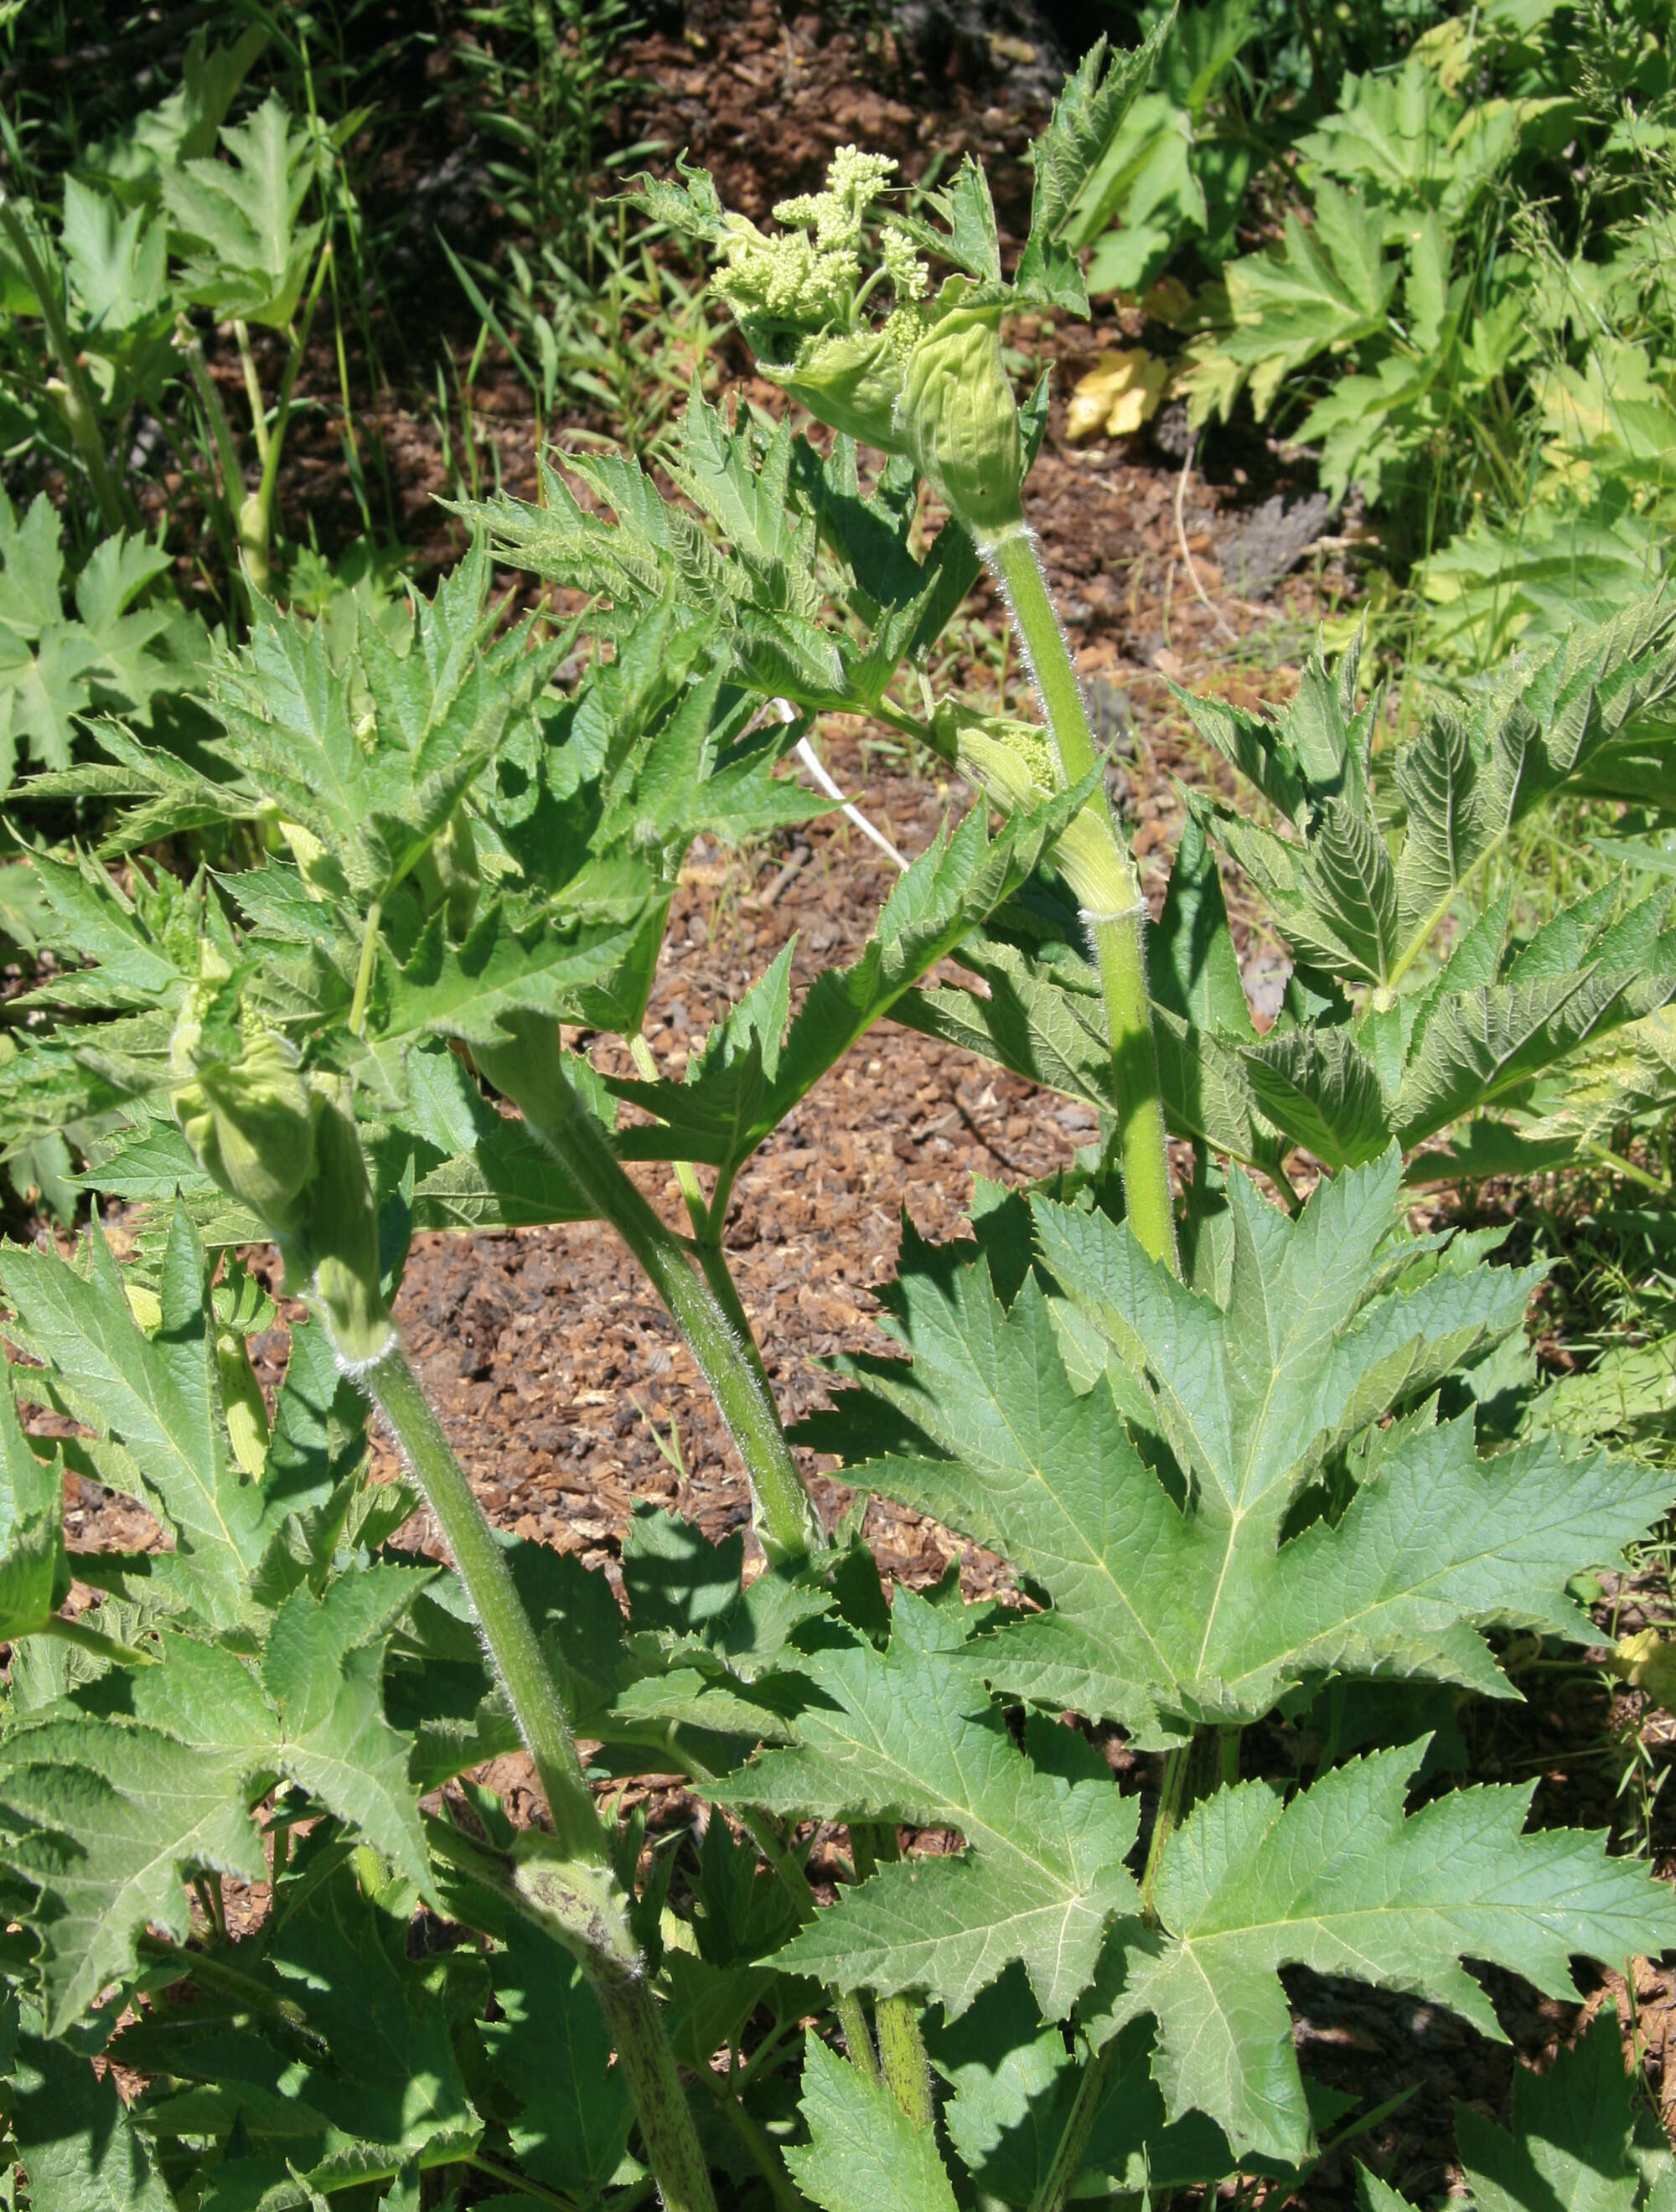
1187;606;1676;991
1358;2001;1665;2212
0;1204;267;1628
787;2035;960;2212
1089;1746;1676;2162
0;1210;439;2030
800;1153;1642;1746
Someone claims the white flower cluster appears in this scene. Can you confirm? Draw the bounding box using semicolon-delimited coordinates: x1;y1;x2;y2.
773;145;898;248
714;144;929;340
716;218;858;328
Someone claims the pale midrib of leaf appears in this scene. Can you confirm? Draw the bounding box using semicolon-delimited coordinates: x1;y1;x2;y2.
1223;1266;1358;1521
1394;719;1476;948
1387;822;1510;989
1192;1502;1260;1686
1227;1539;1548;1703
1182;1885;1614;1951
817;1685;1035;1879
728;1616;1125;1921
977;1372;1181;1696
1;1735;268;2028
962;1445;1185;1705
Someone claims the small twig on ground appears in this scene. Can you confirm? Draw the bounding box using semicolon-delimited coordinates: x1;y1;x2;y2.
747;845;810;909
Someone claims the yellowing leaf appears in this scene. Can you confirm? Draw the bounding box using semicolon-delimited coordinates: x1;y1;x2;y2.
1614;1631;1676;1711
1065;349;1170;440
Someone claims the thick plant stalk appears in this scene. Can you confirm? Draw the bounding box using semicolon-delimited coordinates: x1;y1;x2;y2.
876;1997;934;2127
982;522;1179;1277
627;1030;787;1419
356;1340;718;2212
597;1976;722;2212
362;1341;605;1853
665;1729;883;2096
475;1017;823;1565
851;1825;934;2118
836;1988;881;2082
239;242;333;596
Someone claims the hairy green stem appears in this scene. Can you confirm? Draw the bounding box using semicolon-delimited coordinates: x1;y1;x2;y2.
44;1612;155;1667
0;194;132;534
241;242;332;595
1586;1140;1670;1195
598;1975;721;2212
233;319;271;464
625;1035;779;1389
466;2153;583;2209
367;1374;718;2209
851;1825;933;2116
349;899;382;1038
876;1997;934;2127
983;523;1178;1276
361;1341;601;1861
475;1019;822;1565
629;1029;709;1236
836;1987;881;2081
138;1932;319;2039
1141;1742;1191;1922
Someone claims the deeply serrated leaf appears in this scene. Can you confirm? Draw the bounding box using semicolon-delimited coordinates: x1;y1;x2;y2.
12;2024;177;2211
1243;1026;1390;1168
797;1155;1639;1743
611;798;1084;1174
482;1912;632;2196
1088;1746;1676;2162
376;902;649;1050
0;1375;68;1641
1019;24;1172;308
786;2036;960;2212
716;1590;1141;2019
1395;969;1660;1148
898;928;1285;1175
0;1717;270;2029
0;1204;265;1627
0;1615;432;2029
1455;2009;1642;2212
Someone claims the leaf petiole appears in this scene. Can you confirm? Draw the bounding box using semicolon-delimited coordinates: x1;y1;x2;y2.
44;1612;157;1667
982;520;1179;1277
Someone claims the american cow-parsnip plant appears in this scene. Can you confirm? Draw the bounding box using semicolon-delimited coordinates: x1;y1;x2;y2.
2;49;1675;2212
